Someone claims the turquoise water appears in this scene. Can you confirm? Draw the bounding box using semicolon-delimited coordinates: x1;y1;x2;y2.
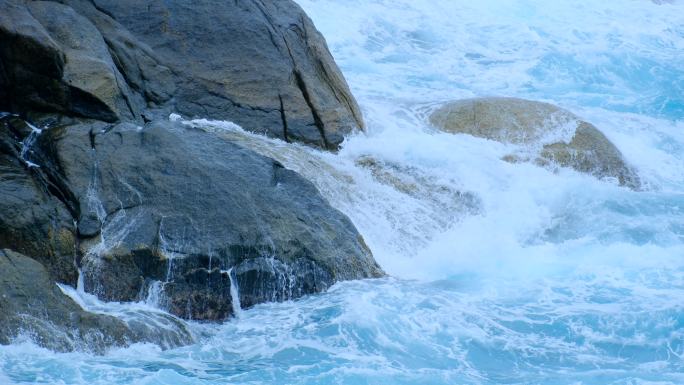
3;1;684;384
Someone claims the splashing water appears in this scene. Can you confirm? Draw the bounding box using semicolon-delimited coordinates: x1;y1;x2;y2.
226;268;243;318
19;122;43;168
2;0;684;384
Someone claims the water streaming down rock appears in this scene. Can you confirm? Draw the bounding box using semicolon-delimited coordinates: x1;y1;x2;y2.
0;115;79;285
226;268;243;318
75;267;194;351
2;110;384;329
51;119;382;321
18;121;42;168
60;272;194;351
144;280;164;308
0;249;193;353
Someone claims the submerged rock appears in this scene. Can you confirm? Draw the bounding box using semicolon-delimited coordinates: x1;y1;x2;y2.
0;249;192;353
430;97;640;188
47;119;382;320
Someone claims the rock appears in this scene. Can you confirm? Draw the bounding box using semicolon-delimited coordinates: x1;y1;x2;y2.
162;267;233;321
76;0;364;149
233;257;334;310
0;0;136;122
0;249;193;353
0;114;78;284
355;155;480;211
47;119;382;320
0;0;363;150
58;0;176;108
0;0;64;112
0;0;379;344
430;97;640;188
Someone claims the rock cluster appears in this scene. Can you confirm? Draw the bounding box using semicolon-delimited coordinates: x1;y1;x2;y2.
0;0;381;352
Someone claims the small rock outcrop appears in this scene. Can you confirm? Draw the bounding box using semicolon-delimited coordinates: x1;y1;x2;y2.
430;97;640;188
0;249;192;353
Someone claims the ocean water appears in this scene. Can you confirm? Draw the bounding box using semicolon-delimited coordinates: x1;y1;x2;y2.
2;0;684;384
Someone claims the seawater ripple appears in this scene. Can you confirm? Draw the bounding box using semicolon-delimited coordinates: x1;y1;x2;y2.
3;273;684;384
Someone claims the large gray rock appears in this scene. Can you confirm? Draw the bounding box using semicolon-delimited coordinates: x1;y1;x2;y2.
430;97;640;188
0;0;363;150
89;0;363;149
46;119;382;320
0;0;379;348
0;249;193;353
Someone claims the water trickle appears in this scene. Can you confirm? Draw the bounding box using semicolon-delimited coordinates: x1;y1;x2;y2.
226;268;242;318
19;122;42;168
85;184;107;228
145;281;164;308
67;269;89;310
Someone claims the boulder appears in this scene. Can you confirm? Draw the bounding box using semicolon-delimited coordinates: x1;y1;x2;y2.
0;0;363;150
76;0;363;149
0;0;136;122
430;97;640;188
0;249;192;353
46;119;382;320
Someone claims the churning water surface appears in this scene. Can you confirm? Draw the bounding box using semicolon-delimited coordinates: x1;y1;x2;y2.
2;0;684;384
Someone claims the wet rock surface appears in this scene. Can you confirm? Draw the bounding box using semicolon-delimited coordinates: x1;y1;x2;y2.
430;97;641;188
0;249;192;353
233;257;335;310
49;120;382;320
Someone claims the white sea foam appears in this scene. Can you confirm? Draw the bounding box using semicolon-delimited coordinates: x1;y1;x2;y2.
2;0;684;383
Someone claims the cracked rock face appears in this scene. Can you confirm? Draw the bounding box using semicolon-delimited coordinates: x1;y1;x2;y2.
0;0;364;150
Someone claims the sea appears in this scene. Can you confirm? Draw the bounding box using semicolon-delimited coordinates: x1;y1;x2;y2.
2;0;684;383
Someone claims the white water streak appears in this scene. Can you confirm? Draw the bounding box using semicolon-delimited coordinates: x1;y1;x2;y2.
227;268;243;318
